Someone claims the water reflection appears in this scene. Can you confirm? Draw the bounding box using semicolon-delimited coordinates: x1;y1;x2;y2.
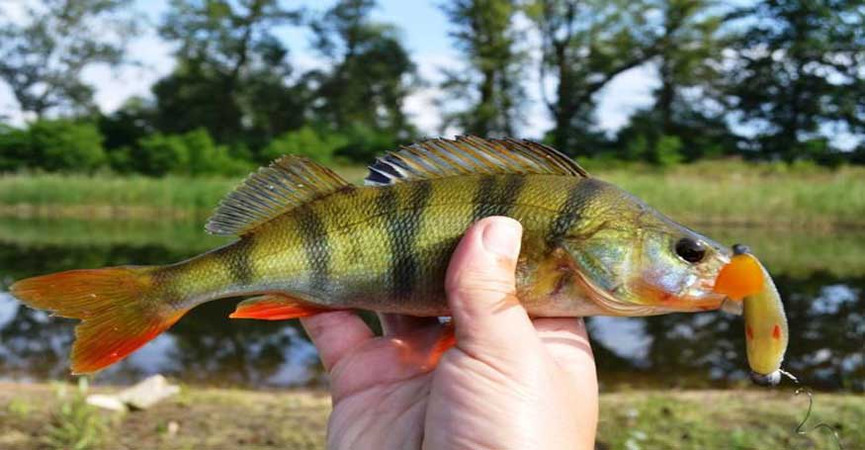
0;219;862;391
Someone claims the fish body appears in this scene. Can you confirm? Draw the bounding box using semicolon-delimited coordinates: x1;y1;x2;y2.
150;174;724;318
10;136;787;378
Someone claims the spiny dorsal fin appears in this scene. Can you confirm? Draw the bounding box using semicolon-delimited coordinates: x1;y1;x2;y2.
365;135;589;186
206;156;350;235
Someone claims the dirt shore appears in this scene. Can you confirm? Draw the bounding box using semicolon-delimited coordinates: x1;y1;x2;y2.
0;382;861;449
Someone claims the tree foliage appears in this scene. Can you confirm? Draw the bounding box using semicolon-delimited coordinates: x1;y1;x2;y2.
154;0;304;150
440;0;527;136
615;0;739;162
0;120;107;172
0;0;138;118
1;0;865;174
308;0;417;140
725;0;865;160
526;0;663;152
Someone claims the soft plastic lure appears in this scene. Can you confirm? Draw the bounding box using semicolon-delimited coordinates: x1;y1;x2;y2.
714;245;789;384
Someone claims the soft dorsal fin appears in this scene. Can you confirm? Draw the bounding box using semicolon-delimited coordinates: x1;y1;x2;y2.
206;156;350;235
365;135;589;186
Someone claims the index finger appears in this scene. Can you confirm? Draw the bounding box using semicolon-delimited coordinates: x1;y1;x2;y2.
301;311;375;372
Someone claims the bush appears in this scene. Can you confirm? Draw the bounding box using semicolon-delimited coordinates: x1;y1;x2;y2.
133;133;190;176
654;134;684;167
261;126;349;164
28;119;107;172
183;128;238;175
131;129;250;177
333;124;397;163
0;124;30;172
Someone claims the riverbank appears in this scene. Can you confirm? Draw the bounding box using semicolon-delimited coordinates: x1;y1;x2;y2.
1;161;864;227
0;383;860;449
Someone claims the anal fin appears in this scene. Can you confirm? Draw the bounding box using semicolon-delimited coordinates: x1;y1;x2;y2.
229;294;328;320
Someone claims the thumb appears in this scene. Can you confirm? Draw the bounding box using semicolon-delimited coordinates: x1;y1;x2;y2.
445;216;536;351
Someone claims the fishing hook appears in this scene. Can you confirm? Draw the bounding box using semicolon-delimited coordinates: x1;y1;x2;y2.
780;369;844;450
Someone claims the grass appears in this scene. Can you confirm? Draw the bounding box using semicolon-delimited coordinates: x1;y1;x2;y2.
1;161;864;227
42;379;111;450
0;383;861;449
597;160;865;228
0;173;235;220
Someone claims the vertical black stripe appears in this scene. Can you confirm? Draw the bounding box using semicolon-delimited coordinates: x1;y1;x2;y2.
472;173;526;220
548;179;600;245
374;185;400;295
218;235;256;286
499;174;527;217
296;206;330;293
472;175;498;220
378;181;433;299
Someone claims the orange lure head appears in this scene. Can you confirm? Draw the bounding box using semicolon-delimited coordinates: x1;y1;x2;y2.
712;244;764;301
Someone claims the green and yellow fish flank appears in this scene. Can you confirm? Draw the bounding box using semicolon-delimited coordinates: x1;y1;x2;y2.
10;136;789;381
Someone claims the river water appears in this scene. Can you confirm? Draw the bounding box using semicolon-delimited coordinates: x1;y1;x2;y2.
0;217;862;391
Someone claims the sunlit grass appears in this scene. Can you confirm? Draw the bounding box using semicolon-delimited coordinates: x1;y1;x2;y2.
1;161;864;226
597;390;863;449
595;160;865;227
0;173;236;219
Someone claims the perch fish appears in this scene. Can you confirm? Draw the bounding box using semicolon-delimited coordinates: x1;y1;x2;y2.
10;136;788;382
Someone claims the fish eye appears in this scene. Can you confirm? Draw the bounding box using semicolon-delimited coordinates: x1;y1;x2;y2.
675;237;706;263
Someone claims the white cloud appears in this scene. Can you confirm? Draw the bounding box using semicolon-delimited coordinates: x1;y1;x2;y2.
594;64;659;133
83;31;175;113
404;52;454;136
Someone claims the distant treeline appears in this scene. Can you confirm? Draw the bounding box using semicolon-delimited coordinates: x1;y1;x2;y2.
1;0;864;176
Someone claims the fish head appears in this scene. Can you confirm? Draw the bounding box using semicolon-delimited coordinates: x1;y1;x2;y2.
558;182;731;315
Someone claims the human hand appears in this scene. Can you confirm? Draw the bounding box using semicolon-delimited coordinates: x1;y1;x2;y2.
300;217;598;449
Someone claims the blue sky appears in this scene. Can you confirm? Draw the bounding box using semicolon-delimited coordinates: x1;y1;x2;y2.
0;0;658;138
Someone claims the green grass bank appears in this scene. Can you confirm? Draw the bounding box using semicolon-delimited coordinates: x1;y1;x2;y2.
1;383;861;449
1;161;864;227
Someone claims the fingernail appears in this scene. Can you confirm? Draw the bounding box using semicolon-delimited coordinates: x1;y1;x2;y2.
481;218;521;258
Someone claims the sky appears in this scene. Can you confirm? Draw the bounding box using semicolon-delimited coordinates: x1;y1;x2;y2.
0;0;659;139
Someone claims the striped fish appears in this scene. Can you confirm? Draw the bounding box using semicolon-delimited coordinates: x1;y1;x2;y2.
10;136;787;380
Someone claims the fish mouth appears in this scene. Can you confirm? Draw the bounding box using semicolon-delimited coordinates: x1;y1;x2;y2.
575;269;726;316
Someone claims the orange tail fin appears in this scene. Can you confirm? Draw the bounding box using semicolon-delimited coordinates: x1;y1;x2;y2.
10;267;187;374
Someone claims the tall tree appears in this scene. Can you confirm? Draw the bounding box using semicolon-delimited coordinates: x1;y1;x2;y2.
440;0;526;136
527;0;662;153
155;0;303;149
308;0;417;138
0;0;138;118
725;0;865;161
654;0;726;134
617;0;739;162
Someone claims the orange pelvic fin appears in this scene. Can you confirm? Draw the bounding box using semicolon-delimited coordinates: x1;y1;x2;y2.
10;267;186;374
713;253;765;301
426;321;456;367
229;294;328;320
394;321;457;370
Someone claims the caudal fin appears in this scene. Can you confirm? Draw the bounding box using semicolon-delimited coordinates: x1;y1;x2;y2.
10;267;187;374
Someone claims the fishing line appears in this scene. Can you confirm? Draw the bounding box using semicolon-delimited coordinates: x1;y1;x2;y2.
780;369;844;450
